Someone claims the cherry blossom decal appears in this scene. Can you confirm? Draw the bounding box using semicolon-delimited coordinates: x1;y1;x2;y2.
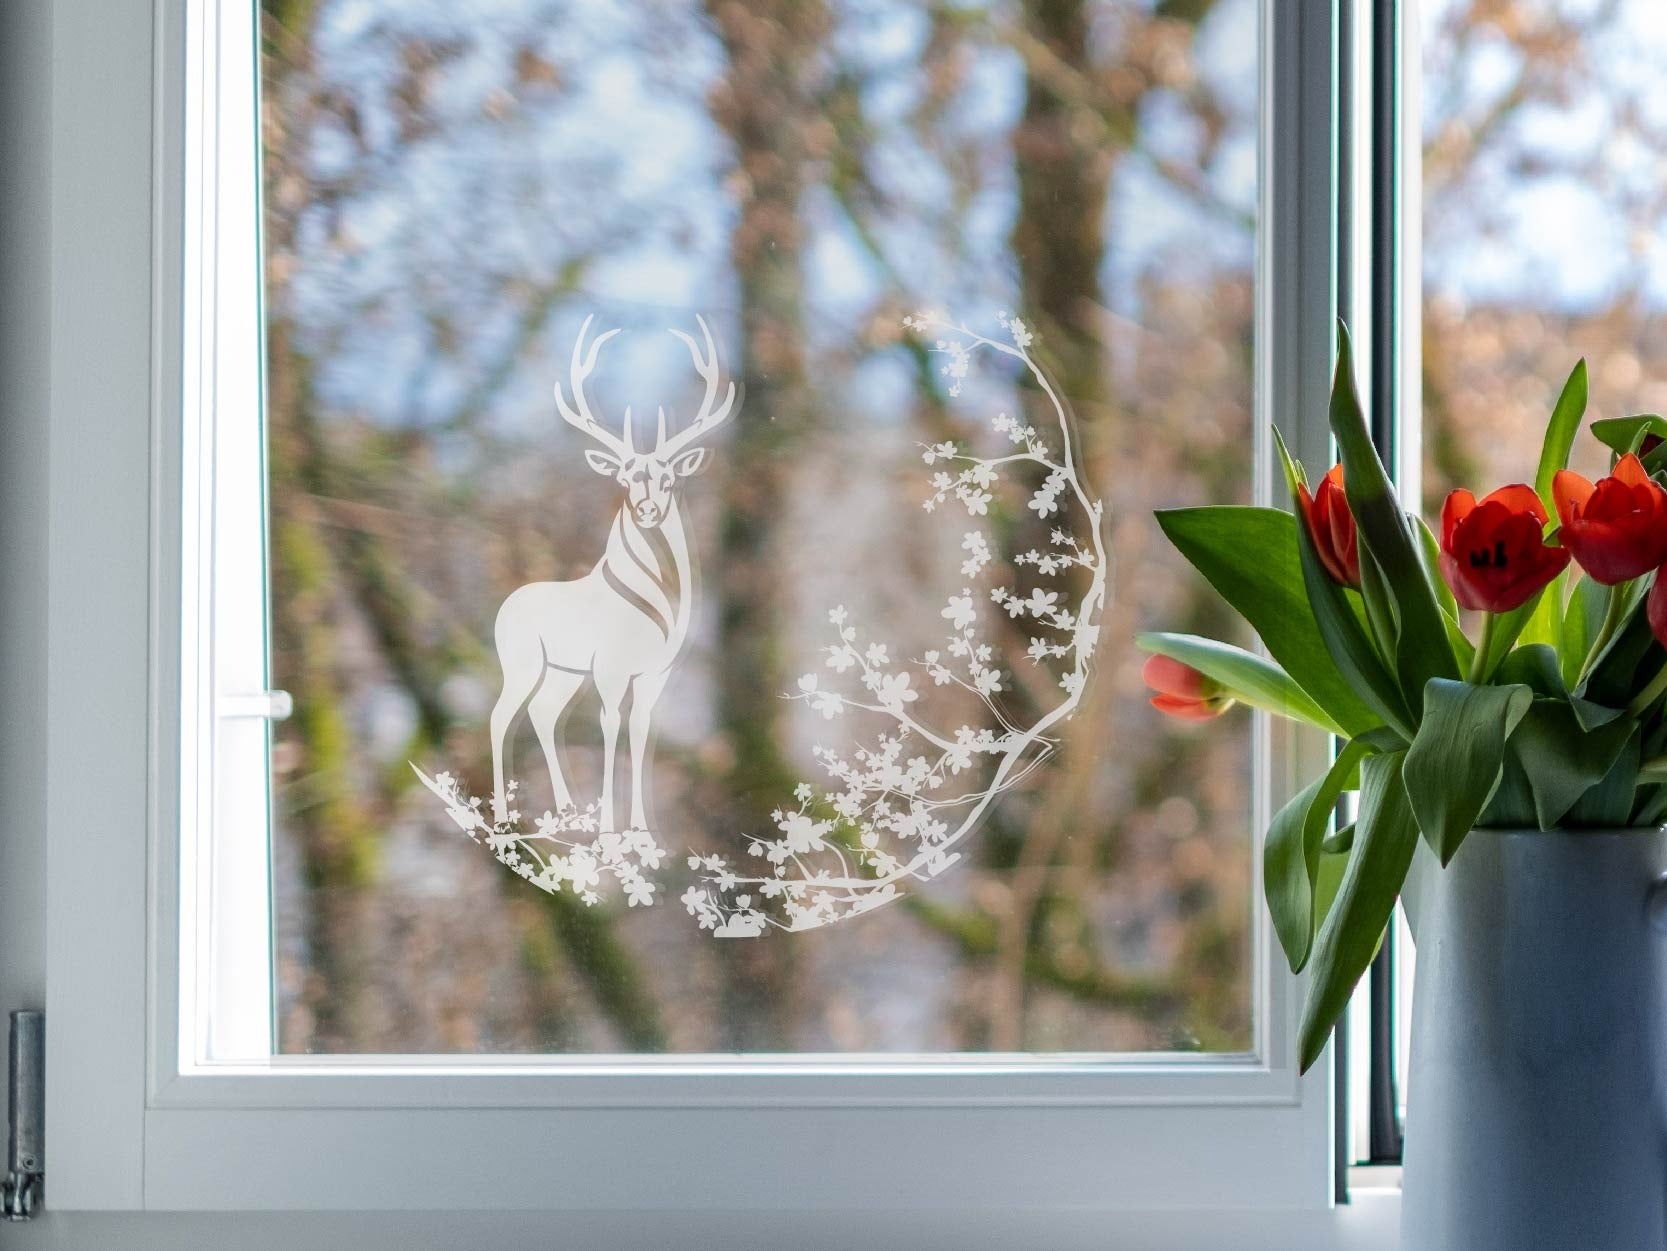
681;312;1106;935
413;311;1106;934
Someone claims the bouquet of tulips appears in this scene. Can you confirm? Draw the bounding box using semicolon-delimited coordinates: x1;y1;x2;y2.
1139;327;1667;1071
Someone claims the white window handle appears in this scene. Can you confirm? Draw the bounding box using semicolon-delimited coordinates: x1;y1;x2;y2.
219;691;293;721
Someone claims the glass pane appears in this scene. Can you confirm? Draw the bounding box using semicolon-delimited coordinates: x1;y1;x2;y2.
1413;0;1667;1133
260;0;1260;1055
1422;0;1667;506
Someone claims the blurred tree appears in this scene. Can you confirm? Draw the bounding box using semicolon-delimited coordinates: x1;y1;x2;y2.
254;0;1274;1057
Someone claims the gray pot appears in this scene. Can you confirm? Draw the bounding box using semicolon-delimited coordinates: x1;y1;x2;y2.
1400;826;1667;1251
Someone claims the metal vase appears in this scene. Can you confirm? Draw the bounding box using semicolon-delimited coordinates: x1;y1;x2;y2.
1400;826;1667;1251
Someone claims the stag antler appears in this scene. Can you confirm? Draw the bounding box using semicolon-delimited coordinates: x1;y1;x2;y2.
554;314;628;456
661;315;738;457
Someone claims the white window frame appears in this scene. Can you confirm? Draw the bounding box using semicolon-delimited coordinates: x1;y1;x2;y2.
41;0;1398;1239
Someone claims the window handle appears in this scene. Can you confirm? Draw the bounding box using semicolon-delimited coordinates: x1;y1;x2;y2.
219;691;293;721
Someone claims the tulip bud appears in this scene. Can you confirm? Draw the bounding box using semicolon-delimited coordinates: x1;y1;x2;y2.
1297;464;1360;588
1142;654;1232;721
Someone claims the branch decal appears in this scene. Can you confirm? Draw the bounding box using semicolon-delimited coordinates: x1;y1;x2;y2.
681;311;1107;935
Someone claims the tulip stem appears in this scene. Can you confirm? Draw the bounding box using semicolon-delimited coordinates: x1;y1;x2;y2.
1580;583;1629;685
1629;661;1667;719
1467;612;1497;685
1473;613;1500;687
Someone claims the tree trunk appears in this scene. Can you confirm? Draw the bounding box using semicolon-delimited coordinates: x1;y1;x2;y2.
702;0;829;1049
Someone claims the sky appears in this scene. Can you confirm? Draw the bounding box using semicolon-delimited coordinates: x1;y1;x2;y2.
282;0;1667;435
1421;0;1667;312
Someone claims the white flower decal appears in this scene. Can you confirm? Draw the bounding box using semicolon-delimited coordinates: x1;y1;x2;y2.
684;312;1107;936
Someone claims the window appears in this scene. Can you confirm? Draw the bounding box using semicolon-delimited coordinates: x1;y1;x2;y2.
40;0;1396;1237
254;0;1266;1059
1343;0;1667;1179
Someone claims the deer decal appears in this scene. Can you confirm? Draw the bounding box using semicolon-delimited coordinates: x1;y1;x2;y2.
490;315;737;831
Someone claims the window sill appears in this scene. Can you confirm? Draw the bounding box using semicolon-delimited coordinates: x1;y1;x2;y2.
20;1198;1400;1251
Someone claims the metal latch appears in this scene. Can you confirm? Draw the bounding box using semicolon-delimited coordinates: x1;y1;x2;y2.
2;1010;42;1220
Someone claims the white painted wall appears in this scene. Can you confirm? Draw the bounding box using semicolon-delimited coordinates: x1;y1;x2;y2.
0;0;49;1034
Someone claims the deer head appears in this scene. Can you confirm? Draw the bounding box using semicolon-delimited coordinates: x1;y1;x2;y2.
554;314;738;530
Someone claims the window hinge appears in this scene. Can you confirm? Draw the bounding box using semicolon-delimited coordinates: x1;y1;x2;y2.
2;1011;43;1220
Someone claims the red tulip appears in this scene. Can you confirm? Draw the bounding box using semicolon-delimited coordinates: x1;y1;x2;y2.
1297;464;1360;588
1439;484;1571;613
1552;453;1667;585
1143;654;1231;721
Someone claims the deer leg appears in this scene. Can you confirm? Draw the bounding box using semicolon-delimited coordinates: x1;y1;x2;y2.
626;669;670;833
490;631;549;825
593;667;630;833
526;666;584;813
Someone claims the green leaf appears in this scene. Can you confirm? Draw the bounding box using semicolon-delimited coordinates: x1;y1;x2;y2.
1561;575;1607;690
1135;632;1343;733
1155;505;1379;736
1299;751;1420;1073
1403;678;1533;865
1480;749;1537;829
1481;587;1548;680
1506;699;1638;829
1416;517;1457;617
1533;360;1588;517
1320;821;1355;856
1473;583;1560;680
1577;593;1660;710
1494;642;1564;697
1327;326;1459;703
1591;413;1667;457
1357;546;1401;666
1633;784;1667;828
1516;572;1564;657
1416;517;1475;670
1492;643;1623;731
1313;844;1350;933
1571;691;1628;732
1263;736;1375;973
1565;727;1641;828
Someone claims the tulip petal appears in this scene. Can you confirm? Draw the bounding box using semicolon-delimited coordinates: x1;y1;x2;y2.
1552;468;1594;526
1149;693;1221;721
1614;452;1650;487
1142;653;1208;700
1441;489;1476;548
1480;483;1547;525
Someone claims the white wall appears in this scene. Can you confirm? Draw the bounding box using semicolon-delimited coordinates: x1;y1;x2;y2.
0;0;49;1028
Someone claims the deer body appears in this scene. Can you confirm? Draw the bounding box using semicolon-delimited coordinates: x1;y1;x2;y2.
490;317;734;832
